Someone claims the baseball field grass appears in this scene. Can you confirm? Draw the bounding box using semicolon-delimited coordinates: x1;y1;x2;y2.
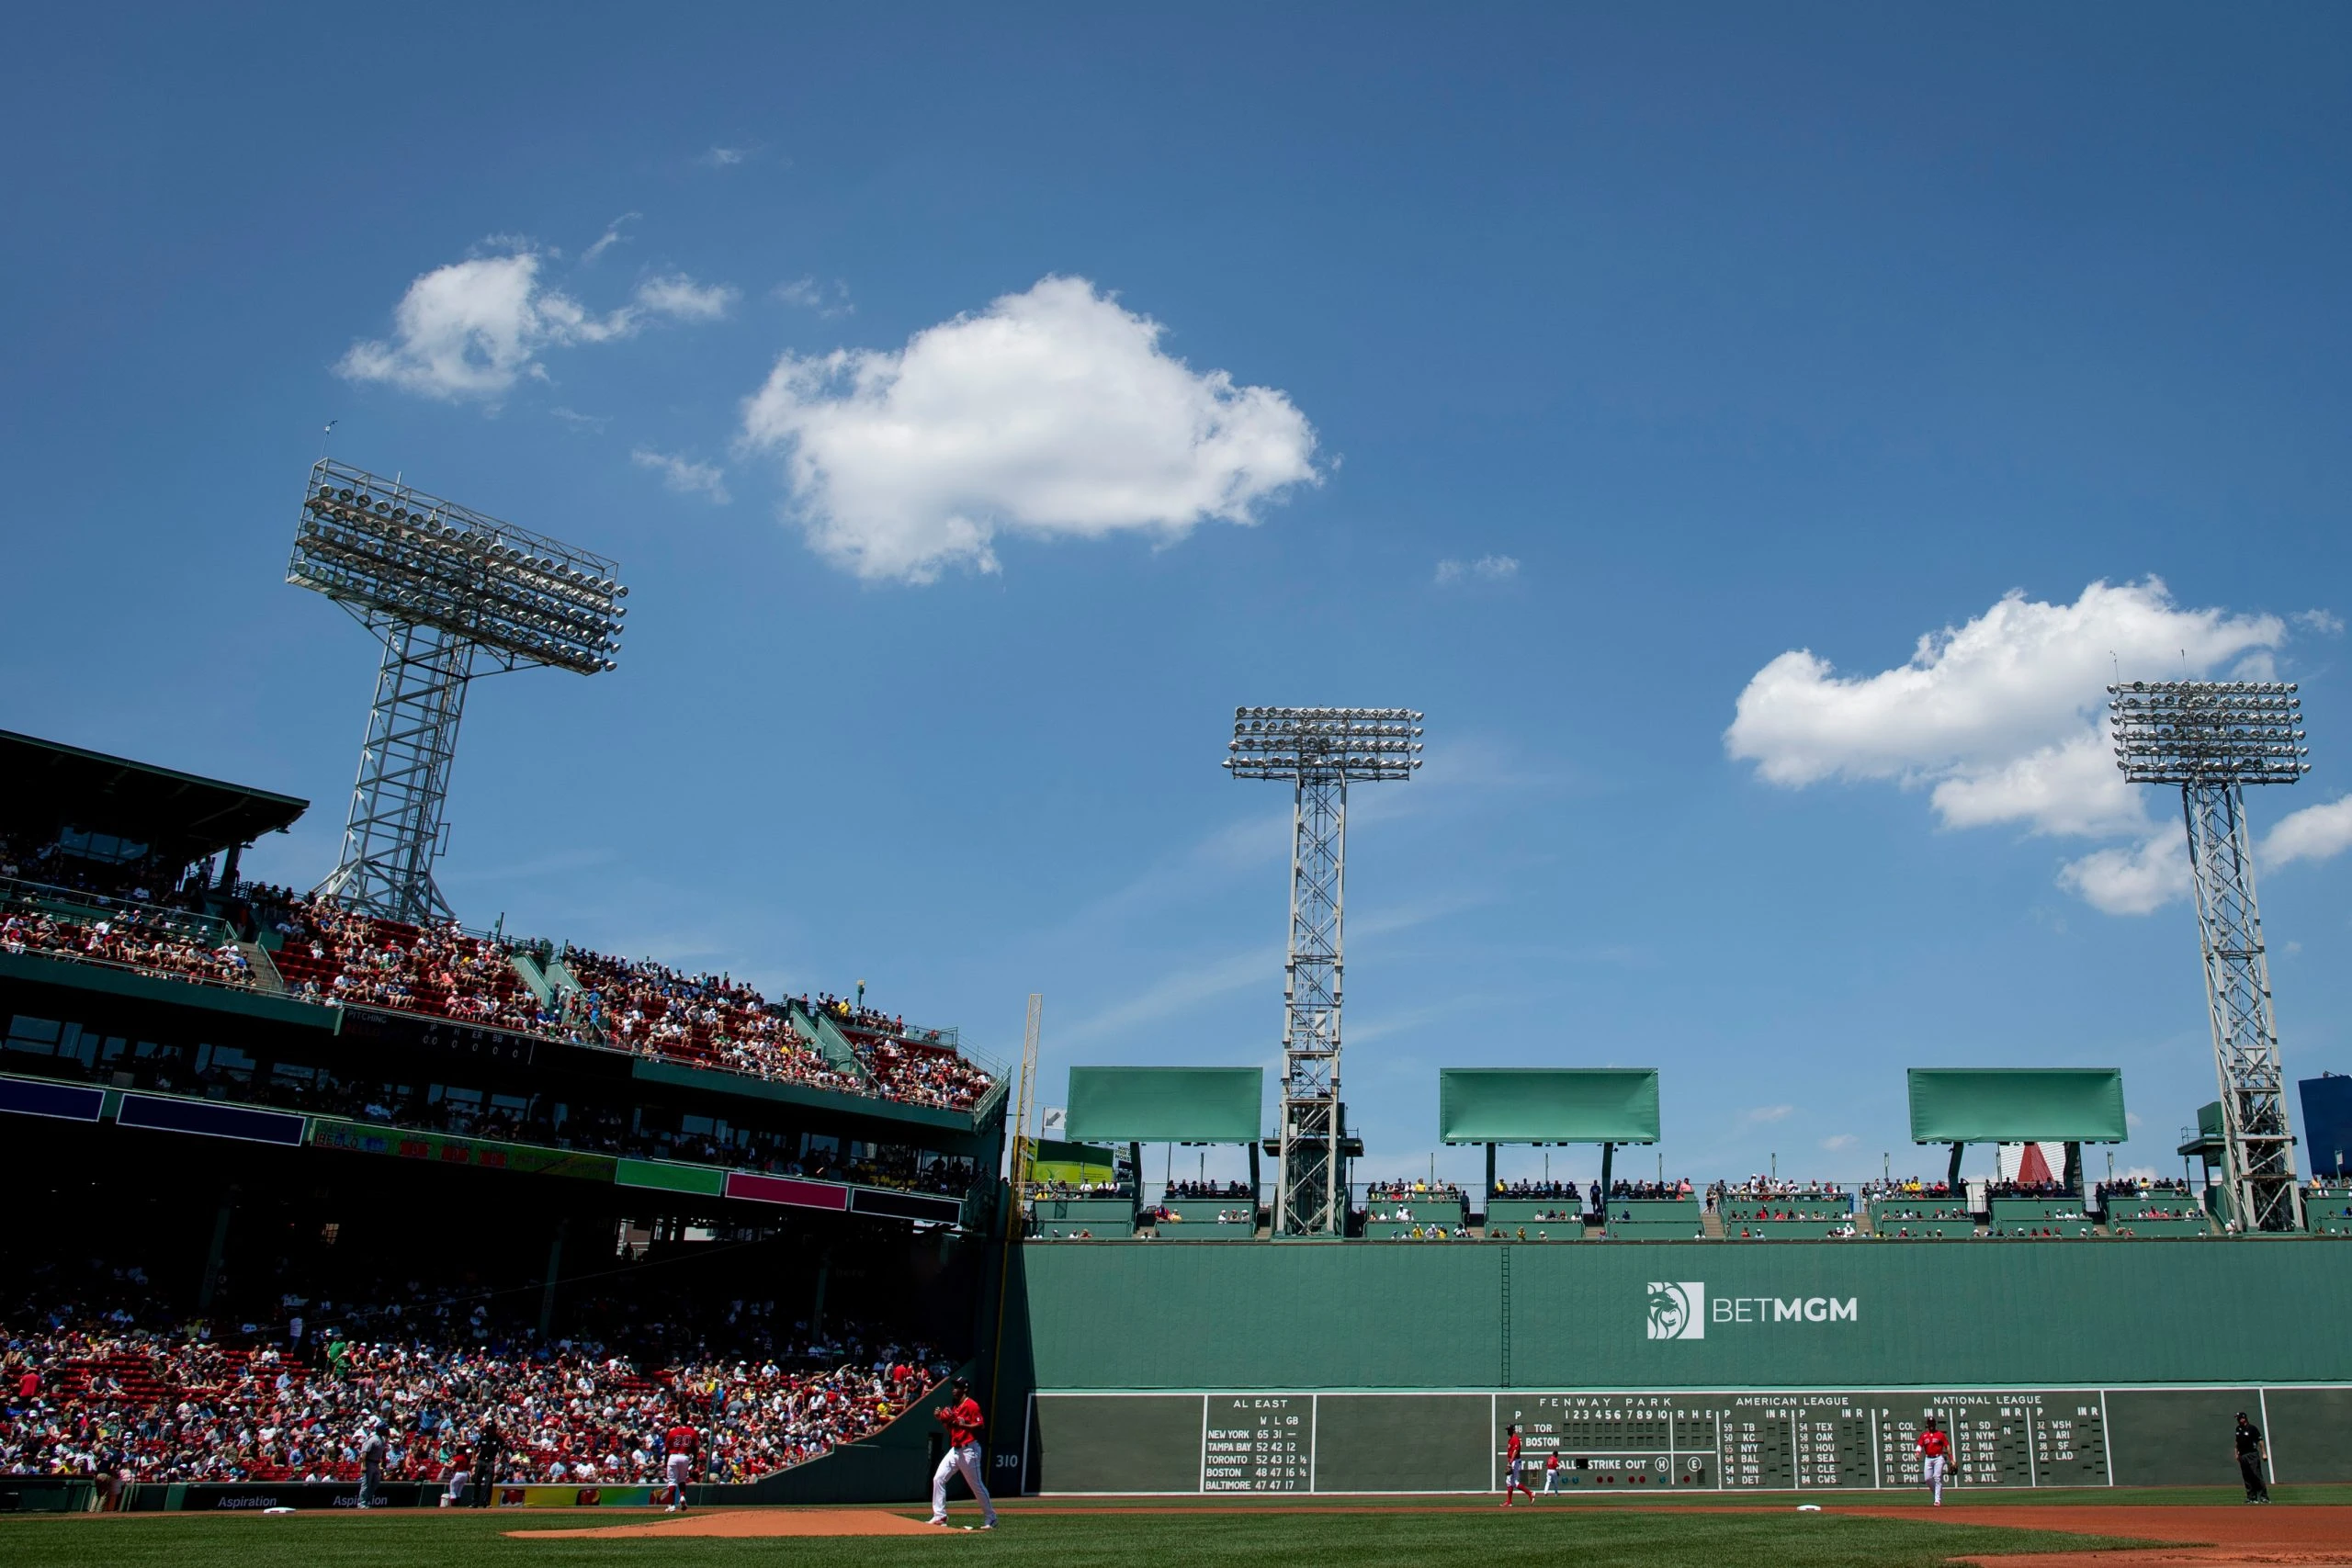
0;1503;2157;1568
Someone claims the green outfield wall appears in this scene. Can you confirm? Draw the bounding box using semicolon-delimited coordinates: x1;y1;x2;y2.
998;1239;2352;1494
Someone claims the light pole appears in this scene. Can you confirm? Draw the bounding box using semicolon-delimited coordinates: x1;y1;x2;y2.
288;460;627;922
2109;682;2311;1231
1226;706;1423;1235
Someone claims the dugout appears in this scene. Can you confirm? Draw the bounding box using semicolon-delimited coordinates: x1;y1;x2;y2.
1438;1067;1664;1235
1907;1066;2127;1206
1053;1066;1265;1239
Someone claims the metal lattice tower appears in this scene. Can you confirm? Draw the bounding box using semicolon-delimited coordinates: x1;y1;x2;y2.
289;459;627;924
1227;706;1423;1235
2109;681;2311;1232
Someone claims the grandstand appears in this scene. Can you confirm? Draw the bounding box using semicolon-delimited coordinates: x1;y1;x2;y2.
0;729;1010;1509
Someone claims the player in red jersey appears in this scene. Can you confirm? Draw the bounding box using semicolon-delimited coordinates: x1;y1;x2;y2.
929;1376;998;1529
1500;1424;1535;1506
1915;1417;1951;1506
662;1420;697;1512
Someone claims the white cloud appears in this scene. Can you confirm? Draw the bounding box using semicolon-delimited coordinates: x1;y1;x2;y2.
582;212;639;265
1434;554;1520;585
338;247;736;402
1727;580;2293;912
2057;834;2188;916
1819;1134;1857;1152
2265;795;2352;871
775;276;854;318
632;448;730;504
635;273;737;322
699;145;750;167
1743;1104;1795;1124
2293;609;2345;637
738;275;1318;582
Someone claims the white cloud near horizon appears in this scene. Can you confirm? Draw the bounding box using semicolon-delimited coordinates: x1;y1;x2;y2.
1727;579;2349;914
339;248;736;401
738;275;1319;582
632;448;730;504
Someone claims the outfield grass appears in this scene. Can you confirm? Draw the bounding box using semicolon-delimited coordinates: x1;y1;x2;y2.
0;1507;2156;1568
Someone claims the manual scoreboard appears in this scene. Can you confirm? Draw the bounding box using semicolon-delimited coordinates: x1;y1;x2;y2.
1031;1384;2350;1493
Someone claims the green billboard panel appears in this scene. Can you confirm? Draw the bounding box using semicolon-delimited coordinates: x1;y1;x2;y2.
1907;1067;2127;1145
1065;1066;1262;1143
615;1157;726;1196
1438;1067;1660;1144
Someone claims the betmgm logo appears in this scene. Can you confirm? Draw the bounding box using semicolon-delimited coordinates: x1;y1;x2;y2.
1645;1281;1705;1340
1648;1281;1859;1340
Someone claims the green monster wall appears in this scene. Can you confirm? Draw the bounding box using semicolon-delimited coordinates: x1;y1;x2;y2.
995;1240;2352;1493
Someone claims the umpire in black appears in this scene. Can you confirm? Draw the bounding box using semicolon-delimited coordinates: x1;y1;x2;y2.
473;1418;503;1508
2233;1411;2269;1503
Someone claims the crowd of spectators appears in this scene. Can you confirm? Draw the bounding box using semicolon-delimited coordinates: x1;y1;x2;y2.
556;946;865;1093
1490;1179;1579;1200
1;905;254;992
1364;1179;1464;1203
272;903;542;1032
2098;1177;2194;1201
0;1295;946;1489
1715;1177;1844;1201
1607;1179;1692;1201
848;1036;993;1112
1985;1179;2079;1199
1025;1179;1131;1200
1861;1178;1962;1201
0;840;998;1116
1165;1180;1253;1201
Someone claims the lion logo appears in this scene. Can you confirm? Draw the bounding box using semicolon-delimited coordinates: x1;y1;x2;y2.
1645;1280;1705;1340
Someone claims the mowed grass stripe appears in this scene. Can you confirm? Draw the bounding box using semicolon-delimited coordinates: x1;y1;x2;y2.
0;1506;2154;1568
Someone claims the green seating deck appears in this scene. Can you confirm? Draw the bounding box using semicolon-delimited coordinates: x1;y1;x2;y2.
1604;1220;1709;1240
2103;1217;2214;1236
1984;1220;2098;1238
1866;1201;1976;1238
1363;1220;1475;1240
2305;1187;2352;1235
1483;1198;1588;1227
1721;1204;1850;1226
1031;1196;1136;1240
1867;1218;1978;1238
1149;1207;1258;1240
1986;1197;2093;1223
1724;1219;1856;1239
1481;1213;1592;1241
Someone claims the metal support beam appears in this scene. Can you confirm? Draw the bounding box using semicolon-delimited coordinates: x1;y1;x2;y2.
2182;783;2303;1232
315;617;472;924
1277;773;1347;1236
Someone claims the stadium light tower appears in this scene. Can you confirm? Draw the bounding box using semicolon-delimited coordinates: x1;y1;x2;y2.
288;459;627;924
2109;681;2311;1232
1226;706;1423;1236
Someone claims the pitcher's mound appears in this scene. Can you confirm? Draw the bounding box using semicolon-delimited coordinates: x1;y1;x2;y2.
509;1508;951;1539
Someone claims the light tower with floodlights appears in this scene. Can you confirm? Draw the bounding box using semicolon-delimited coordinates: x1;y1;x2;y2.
1226;705;1423;1236
2109;680;2310;1232
288;458;628;924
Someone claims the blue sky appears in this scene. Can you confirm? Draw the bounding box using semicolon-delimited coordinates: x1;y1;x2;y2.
5;6;2349;1187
